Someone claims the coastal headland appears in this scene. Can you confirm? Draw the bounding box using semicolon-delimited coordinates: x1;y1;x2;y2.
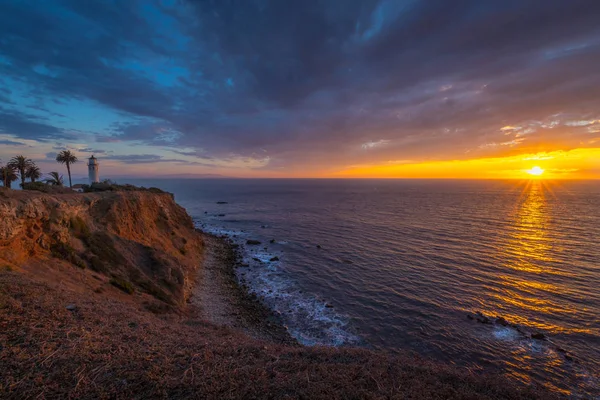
0;187;558;399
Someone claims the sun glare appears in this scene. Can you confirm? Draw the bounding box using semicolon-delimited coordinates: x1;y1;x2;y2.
526;166;545;177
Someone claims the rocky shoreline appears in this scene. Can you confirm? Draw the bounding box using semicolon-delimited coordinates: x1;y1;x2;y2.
191;231;297;345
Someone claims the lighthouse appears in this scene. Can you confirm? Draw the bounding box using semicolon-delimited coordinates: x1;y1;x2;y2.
88;155;99;184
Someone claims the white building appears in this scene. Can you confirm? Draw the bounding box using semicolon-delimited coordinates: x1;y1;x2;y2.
88;155;99;184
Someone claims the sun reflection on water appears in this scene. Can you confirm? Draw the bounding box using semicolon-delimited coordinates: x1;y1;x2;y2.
482;180;595;394
508;181;554;267
491;181;567;324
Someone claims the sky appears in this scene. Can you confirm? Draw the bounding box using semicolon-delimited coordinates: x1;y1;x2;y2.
1;0;600;180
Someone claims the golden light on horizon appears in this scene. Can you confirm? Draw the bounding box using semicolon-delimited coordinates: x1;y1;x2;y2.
526;166;545;177
334;148;600;179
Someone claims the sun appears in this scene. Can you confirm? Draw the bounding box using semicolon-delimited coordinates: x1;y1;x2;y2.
526;166;545;177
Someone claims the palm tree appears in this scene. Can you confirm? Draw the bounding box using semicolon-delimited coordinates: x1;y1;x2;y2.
25;164;41;182
55;150;78;188
45;171;64;186
8;155;33;188
0;165;18;188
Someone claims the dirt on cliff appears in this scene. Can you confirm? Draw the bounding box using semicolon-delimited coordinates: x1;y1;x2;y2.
0;188;203;309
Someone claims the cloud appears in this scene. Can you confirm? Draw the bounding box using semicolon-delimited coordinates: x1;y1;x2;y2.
361;140;390;150
100;153;214;166
1;0;600;173
102;154;175;163
0;139;25;146
0;108;74;141
77;147;107;154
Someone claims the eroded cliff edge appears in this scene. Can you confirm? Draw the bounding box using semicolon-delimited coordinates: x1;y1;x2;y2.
0;188;202;309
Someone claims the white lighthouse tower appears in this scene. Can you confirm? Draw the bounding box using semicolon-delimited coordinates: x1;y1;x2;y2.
88;155;99;184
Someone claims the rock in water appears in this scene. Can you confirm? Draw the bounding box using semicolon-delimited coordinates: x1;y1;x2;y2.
269;256;279;262
246;240;261;245
531;333;546;340
216;201;228;204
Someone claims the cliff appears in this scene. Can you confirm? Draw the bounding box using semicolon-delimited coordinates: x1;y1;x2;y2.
0;188;203;308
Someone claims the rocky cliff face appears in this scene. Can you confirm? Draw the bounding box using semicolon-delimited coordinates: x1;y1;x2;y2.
0;188;203;307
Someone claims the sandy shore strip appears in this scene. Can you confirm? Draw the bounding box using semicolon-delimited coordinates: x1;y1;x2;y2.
190;231;297;345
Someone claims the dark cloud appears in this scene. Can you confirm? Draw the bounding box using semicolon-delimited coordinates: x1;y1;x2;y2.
100;153;211;166
95;136;122;143
0;139;25;146
26;105;67;118
0;108;75;141
77;148;108;154
1;0;600;170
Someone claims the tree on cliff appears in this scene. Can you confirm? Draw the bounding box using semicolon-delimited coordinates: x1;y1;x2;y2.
25;164;41;183
0;165;18;188
56;150;78;188
8;155;34;188
45;171;64;186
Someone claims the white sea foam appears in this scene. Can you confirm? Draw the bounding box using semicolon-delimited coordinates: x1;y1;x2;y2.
195;221;248;238
195;220;360;347
493;327;519;341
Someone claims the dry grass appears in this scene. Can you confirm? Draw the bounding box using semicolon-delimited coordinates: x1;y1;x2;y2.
0;271;558;400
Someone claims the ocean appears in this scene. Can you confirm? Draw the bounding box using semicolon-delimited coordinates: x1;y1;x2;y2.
129;178;599;397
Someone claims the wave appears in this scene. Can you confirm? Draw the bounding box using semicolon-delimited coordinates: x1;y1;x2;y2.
196;220;360;346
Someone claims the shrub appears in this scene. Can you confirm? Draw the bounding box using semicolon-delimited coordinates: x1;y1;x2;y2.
50;241;86;269
87;255;108;273
72;256;86;269
22;182;48;192
83;232;126;266
50;241;74;259
143;300;174;314
84;182;114;192
109;277;135;294
22;182;73;194
137;280;175;305
82;182;168;194
70;216;90;238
